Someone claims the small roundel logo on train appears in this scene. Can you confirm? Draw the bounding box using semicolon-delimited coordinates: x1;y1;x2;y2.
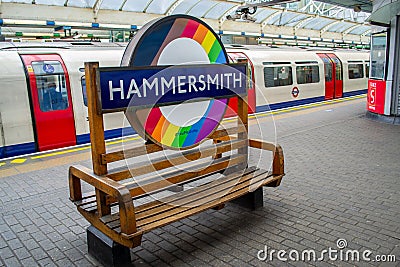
43;63;55;74
292;87;299;98
121;15;230;150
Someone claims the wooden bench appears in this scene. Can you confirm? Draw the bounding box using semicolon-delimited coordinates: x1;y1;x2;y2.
68;62;285;265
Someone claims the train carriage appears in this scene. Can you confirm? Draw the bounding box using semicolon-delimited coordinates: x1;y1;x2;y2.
0;42;369;159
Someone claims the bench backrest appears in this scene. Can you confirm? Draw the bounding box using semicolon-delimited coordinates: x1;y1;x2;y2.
83;62;250;209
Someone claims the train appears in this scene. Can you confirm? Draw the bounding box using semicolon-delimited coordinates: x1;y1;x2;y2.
0;42;369;159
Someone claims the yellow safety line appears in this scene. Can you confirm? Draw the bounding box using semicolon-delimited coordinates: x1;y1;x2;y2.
0;162;6;167
8;94;364;163
10;158;27;164
30;146;91;160
104;136;140;146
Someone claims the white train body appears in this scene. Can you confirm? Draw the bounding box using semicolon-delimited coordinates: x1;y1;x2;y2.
0;43;369;158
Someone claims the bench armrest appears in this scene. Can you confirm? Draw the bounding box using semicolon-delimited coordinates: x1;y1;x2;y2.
248;139;284;176
69;165;137;234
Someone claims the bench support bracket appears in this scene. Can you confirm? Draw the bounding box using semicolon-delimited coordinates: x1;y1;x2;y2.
87;225;132;267
231;187;264;210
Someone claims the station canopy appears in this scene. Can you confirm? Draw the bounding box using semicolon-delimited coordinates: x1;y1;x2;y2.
1;0;371;36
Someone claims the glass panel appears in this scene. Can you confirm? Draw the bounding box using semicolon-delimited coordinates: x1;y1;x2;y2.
122;0;151;12
205;2;236;19
253;9;276;23
264;66;293;87
35;0;65;5
285;14;308;27
266;12;284;25
330;57;342;80
172;0;199;14
296;65;319;84
327;22;353;33
349;25;370;35
348;64;364;79
146;0;176;14
188;0;218;18
370;32;387;80
68;0;96;8
320;57;332;82
273;12;298;26
1;0;31;3
303;18;332;30
100;0;125;10
31;61;69;112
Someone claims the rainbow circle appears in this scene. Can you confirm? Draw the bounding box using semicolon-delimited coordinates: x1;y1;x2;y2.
121;15;229;149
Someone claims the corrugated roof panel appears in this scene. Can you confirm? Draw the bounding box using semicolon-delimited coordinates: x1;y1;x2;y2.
285;14;309;26
349;25;370;35
100;0;125;10
254;8;277;23
172;0;200;15
204;2;236;19
327;21;353;32
68;0;96;8
188;0;219;18
122;0;152;12
2;0;31;3
35;0;65;6
146;0;176;14
272;12;300;26
302;17;332;30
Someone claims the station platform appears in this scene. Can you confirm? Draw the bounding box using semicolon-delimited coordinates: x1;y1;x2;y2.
0;96;399;266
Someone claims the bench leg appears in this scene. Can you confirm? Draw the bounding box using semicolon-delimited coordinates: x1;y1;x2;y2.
87;225;132;267
231;187;264;210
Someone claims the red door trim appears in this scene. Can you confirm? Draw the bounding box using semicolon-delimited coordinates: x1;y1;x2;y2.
21;54;76;151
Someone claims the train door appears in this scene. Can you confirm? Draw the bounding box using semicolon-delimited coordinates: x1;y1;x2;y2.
226;52;256;116
326;53;343;98
20;54;76;151
317;53;343;99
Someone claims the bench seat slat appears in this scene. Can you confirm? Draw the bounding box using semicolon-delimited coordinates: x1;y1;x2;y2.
126;154;246;198
139;172;277;232
134;166;259;216
101;169;280;235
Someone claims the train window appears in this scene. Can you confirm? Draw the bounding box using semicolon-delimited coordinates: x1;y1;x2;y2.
330;57;343;81
365;62;370;78
320;57;332;82
370;32;387;80
31;61;69;112
81;76;88;106
348;64;364;79
264;66;293;87
296;65;319;84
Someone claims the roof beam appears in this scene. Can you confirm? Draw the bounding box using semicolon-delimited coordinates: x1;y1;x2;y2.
93;0;104;19
203;2;221;18
261;9;282;28
119;0;128;11
166;0;184;15
294;15;315;30
343;24;360;35
143;0;156;13
320;20;340;34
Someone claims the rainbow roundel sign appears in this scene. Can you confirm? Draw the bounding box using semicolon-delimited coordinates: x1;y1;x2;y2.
121;15;233;149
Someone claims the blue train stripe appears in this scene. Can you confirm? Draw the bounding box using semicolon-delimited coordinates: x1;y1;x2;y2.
1;143;36;159
76;127;137;145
